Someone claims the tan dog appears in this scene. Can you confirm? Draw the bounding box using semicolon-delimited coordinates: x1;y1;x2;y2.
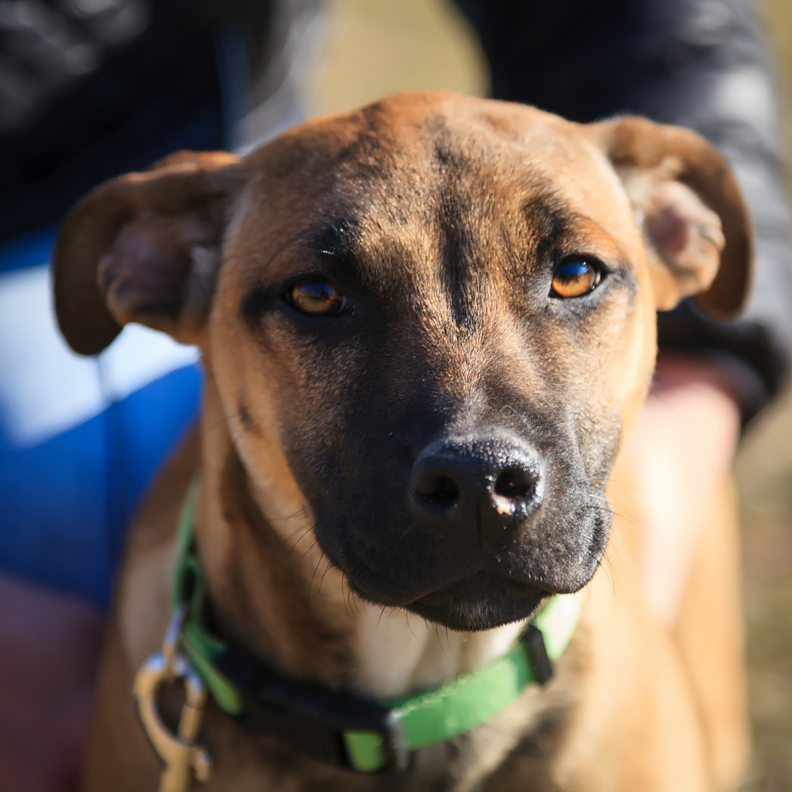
54;92;751;791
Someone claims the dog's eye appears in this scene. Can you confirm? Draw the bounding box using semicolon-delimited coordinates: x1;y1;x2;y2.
285;278;347;316
550;260;601;298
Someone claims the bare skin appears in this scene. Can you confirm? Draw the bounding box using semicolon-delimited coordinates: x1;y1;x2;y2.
630;353;742;626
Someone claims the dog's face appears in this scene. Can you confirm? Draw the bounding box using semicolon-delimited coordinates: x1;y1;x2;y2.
213;102;655;630
54;93;750;631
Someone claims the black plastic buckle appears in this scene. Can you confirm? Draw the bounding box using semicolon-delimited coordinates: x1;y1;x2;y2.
214;648;410;773
349;708;410;774
520;624;554;685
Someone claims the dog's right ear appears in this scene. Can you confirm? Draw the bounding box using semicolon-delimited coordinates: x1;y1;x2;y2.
53;151;245;355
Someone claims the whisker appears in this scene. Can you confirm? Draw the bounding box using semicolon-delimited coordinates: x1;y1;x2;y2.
286;525;315;555
309;551;328;596
292;534;321;570
581;503;640;526
433;623;447;655
316;557;333;596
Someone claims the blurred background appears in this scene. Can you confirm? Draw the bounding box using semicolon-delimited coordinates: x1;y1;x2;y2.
738;4;792;786
0;0;790;789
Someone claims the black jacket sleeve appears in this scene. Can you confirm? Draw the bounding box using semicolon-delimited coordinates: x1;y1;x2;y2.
455;0;792;420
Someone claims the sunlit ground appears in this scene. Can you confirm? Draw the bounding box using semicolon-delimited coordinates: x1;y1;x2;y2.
738;1;792;787
739;390;792;789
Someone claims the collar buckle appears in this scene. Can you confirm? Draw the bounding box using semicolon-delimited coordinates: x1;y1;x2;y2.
520;623;554;685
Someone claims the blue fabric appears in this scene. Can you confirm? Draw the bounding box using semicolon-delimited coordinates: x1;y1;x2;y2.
0;18;233;610
0;230;202;609
0;228;58;275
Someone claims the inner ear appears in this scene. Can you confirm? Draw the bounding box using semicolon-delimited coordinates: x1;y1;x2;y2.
587;116;752;319
54;151;244;355
99;212;221;342
626;168;726;311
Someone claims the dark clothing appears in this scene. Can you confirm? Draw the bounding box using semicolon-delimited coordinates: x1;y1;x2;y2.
455;0;792;419
0;0;225;244
0;0;306;244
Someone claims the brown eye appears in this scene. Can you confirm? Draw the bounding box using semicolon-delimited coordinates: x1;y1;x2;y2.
286;279;346;316
551;260;601;298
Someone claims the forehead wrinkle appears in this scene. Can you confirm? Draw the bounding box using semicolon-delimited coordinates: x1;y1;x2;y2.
400;204;506;404
430;158;516;334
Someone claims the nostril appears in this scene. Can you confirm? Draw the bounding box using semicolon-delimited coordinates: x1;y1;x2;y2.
432;476;460;504
411;435;544;533
494;468;535;500
414;473;461;509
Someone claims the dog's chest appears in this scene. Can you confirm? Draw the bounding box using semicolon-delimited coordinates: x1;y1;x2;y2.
353;603;525;698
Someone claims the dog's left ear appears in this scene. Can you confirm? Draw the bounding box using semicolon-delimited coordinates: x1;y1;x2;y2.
588;116;752;318
54;151;245;355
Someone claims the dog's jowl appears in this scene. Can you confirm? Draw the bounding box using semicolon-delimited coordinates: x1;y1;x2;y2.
54;93;751;791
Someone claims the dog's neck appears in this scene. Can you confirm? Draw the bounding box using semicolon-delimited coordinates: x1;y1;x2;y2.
195;375;525;701
352;599;525;699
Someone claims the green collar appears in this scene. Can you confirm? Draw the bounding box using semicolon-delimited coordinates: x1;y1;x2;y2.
171;481;581;774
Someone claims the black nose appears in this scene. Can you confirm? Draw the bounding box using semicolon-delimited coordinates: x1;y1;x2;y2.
411;433;544;541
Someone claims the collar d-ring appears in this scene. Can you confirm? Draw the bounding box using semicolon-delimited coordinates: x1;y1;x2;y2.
133;604;213;792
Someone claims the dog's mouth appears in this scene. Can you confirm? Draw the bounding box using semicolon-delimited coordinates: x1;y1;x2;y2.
404;573;548;631
340;564;547;631
325;507;609;632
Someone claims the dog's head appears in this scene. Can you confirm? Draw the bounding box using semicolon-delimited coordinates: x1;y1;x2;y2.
54;93;751;631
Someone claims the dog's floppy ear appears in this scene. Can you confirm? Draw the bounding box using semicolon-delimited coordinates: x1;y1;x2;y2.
588;116;752;318
53;150;245;355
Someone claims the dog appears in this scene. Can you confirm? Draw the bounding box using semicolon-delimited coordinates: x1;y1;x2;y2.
53;92;751;791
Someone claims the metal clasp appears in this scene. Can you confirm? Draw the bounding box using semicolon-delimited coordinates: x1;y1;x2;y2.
133;606;213;792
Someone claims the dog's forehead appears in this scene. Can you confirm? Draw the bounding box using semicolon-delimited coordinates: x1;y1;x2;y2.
231;93;639;279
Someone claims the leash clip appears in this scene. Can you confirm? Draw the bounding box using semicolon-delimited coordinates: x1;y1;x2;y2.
134;605;213;792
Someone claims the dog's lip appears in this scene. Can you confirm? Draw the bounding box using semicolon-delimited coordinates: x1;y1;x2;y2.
339;547;479;608
404;567;563;606
405;571;545;608
328;508;609;609
404;572;549;631
336;546;559;611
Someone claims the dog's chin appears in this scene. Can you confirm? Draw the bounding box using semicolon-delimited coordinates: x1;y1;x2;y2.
400;573;548;632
